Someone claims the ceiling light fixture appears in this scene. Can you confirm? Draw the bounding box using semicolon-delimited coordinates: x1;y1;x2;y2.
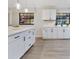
24;8;28;12
24;0;28;12
16;0;20;10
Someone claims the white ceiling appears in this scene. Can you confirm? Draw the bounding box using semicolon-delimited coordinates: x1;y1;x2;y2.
8;0;70;9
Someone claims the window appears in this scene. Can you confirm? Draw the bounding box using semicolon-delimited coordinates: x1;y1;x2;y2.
56;13;70;26
19;13;34;25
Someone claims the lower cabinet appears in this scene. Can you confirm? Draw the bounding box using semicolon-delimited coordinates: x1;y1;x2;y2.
24;29;35;51
43;27;70;39
63;27;70;39
8;29;35;59
43;28;51;39
57;27;63;39
8;33;25;59
50;28;58;39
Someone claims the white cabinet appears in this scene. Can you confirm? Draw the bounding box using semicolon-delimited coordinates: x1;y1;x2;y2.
42;9;56;20
30;29;35;45
8;29;35;59
63;27;70;38
43;27;58;39
43;28;51;39
57;27;63;39
8;33;25;59
50;9;56;20
42;9;50;20
43;27;70;39
50;28;58;39
24;29;35;51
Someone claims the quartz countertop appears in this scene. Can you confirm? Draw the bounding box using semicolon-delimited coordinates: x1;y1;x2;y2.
8;25;35;36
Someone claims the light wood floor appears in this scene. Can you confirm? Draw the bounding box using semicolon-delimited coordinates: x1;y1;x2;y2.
21;38;70;59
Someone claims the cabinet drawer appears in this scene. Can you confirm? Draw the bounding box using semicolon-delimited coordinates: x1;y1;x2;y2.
8;32;24;44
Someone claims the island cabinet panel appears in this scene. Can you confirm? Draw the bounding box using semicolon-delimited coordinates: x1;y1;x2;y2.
8;32;25;59
8;29;35;59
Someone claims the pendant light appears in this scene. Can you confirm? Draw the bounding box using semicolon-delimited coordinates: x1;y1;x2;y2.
16;0;20;10
24;0;28;12
24;8;28;12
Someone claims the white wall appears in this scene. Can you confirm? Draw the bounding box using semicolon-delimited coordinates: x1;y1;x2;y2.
8;0;70;37
8;8;70;37
8;9;12;26
8;8;19;26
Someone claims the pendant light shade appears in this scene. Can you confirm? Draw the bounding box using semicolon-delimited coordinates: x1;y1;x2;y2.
16;3;20;9
24;9;28;12
16;0;20;10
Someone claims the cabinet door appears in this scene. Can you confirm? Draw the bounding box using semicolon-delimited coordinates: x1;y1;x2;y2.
18;33;25;57
63;27;70;39
50;28;58;39
43;28;51;39
50;9;56;20
24;31;30;51
9;41;18;59
24;29;35;51
8;33;25;59
57;27;63;39
42;9;50;20
30;29;35;45
23;31;31;52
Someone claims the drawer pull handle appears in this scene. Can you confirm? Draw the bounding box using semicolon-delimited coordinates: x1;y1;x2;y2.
29;44;31;46
15;36;20;39
24;37;25;41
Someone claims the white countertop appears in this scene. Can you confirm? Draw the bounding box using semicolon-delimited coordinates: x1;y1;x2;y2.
8;25;35;36
43;25;70;28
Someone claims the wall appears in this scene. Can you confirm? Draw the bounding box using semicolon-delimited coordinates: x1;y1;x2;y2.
8;9;12;26
8;8;70;37
8;8;19;26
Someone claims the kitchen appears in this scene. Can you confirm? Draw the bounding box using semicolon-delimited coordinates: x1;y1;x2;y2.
8;0;70;59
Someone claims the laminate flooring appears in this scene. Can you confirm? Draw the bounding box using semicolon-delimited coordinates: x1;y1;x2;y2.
21;38;70;59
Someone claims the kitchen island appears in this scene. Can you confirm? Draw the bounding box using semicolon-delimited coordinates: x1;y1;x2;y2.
8;25;36;59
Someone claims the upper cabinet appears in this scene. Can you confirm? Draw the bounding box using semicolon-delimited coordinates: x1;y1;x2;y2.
50;9;56;20
42;9;56;20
